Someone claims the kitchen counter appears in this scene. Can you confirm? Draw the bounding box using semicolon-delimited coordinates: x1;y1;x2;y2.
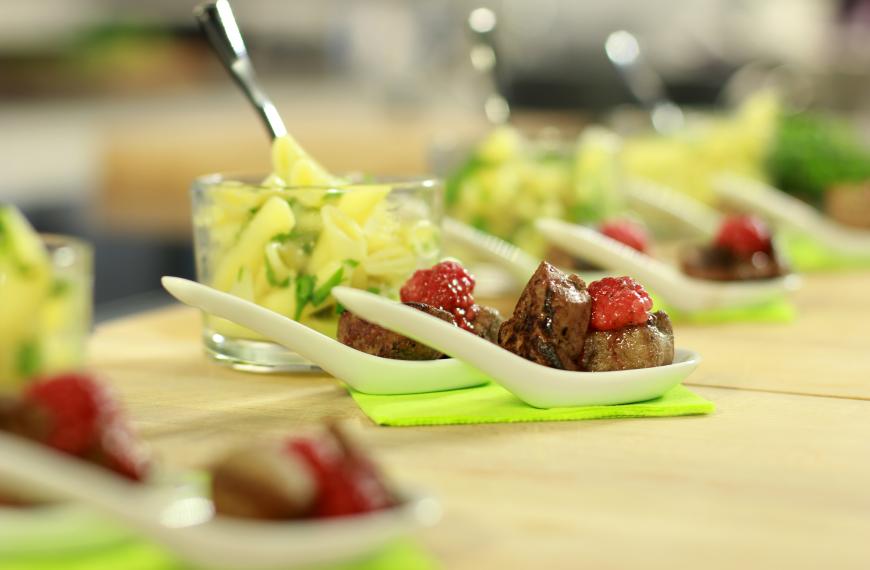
90;271;870;569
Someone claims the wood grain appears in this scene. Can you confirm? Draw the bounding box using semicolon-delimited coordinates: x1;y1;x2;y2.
89;272;870;569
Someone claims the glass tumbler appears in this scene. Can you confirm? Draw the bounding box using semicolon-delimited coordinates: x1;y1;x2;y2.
191;174;443;372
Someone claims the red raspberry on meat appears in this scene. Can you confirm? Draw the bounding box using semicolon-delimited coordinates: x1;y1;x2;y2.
400;260;478;331
23;373;117;455
599;219;650;253
714;214;772;257
23;373;150;481
587;276;653;331
288;433;393;518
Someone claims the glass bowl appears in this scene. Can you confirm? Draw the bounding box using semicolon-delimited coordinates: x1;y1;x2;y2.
0;233;93;388
191;174;443;372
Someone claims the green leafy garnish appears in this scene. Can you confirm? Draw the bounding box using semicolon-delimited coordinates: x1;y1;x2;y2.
311;267;344;306
767;112;870;205
294;275;316;319
16;341;41;378
264;255;290;288
50;278;72;297
335;303;346;315
445;154;483;206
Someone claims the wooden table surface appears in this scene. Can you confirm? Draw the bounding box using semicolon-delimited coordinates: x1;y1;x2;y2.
90;272;870;570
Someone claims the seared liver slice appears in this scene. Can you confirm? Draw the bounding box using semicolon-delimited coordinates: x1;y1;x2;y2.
470;305;503;344
581;311;674;372
680;244;786;281
497;262;591;370
337;302;454;360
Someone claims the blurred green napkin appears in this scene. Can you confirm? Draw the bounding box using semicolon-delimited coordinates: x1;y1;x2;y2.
350;384;713;427
0;539;434;570
782;230;870;272
655;297;796;325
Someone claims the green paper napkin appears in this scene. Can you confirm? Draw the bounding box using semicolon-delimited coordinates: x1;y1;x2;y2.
782;230;870;272
0;539;434;570
350;384;713;427
656;297;796;325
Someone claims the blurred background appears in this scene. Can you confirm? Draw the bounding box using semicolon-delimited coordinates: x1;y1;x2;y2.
3;0;869;319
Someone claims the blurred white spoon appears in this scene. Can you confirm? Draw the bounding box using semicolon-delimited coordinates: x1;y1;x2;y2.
443;217;540;283
713;173;870;255
624;177;721;238
0;432;438;570
332;286;700;409
443;217;609;286
535;218;801;312
161;277;489;394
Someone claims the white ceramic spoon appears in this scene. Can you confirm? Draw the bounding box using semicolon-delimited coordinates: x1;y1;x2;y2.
443;217;539;283
332;286;700;409
535;218;801;312
162;277;489;395
443;217;609;285
713;173;870;255
0;432;438;570
623;177;721;238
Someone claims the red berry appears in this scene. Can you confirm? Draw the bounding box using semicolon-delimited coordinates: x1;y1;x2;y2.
600;219;650;253
23;373;116;454
587;276;653;331
23;373;150;481
288;434;392;518
400;261;477;331
714;215;772;257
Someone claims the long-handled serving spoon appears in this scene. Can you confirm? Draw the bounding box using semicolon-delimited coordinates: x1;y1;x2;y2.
162;277;489;394
332;286;700;409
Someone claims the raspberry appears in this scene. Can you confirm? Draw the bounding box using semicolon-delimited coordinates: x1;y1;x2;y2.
287;431;392;518
22;373;150;481
400;260;477;331
23;373;117;455
599;219;650;253
714;215;772;257
587;276;653;331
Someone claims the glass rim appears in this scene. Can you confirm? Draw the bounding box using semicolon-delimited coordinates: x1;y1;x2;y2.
191;172;442;193
39;233;93;253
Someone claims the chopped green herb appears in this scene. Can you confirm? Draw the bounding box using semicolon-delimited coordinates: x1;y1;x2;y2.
294;275;316;319
50;278;71;297
367;286;381;294
311;266;344;306
335;303;346;315
16;341;41;378
264;255;290;288
445;154;483;206
301;242;315;255
343;258;360;268
237;267;245;282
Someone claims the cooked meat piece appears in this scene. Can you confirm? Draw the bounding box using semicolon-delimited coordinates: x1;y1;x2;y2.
211;442;317;520
825;182;870;229
581;311;674;372
680;244;786;281
337;302;454;360
470;305;503;344
498;262;591;370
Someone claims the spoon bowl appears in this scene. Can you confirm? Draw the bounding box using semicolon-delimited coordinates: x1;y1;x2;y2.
535;218;801;312
713;173;870;255
162;277;490;395
332;286;700;409
0;432;439;569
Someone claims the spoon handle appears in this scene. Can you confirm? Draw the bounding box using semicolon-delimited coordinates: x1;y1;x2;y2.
194;0;287;139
